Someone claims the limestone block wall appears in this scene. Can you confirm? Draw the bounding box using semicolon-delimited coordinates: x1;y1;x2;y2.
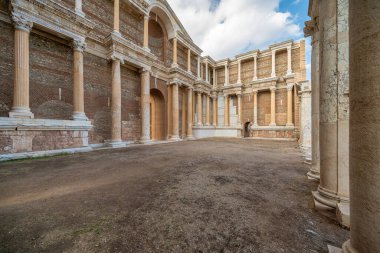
229;64;238;84
241;60;254;83
242;94;254;124
257;55;272;79
275;88;288;126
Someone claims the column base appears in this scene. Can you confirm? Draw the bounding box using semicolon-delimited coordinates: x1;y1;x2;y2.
171;63;179;69
328;245;343;253
269;123;277;127
106;140;126;148
143;47;151;53
342;240;358;253
138;138;151;144
286;123;294;127
286;70;293;76
307;168;320;180
186;135;195;140
72;112;88;121
9;107;34;119
313;188;339;208
252;77;258;81
337;202;350;228
169;135;181;141
75;9;85;17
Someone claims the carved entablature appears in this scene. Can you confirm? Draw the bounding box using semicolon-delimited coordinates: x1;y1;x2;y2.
11;12;33;32
10;0;96;42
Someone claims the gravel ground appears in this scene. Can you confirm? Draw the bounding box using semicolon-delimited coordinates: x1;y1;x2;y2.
0;138;349;253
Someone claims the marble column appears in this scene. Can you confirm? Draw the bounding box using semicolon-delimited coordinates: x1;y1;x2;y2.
172;38;178;68
186;88;194;139
197;92;202;126
300;82;312;160
212;96;217;127
181;90;186;138
113;0;120;34
206;95;210;126
287;46;292;75
286;83;294;126
252;55;258;81
171;83;180;140
253;90;258;126
72;40;88;121
309;26;321;180
167;85;172;139
224;95;229;127
143;15;149;51
140;69;150;143
313;0;350;228
75;0;84;16
269;87;276;126
187;49;191;73
224;64;229;86
110;58;122;146
271;50;276;78
237;94;242;126
9;15;34;119
342;1;380;252
237;60;242;84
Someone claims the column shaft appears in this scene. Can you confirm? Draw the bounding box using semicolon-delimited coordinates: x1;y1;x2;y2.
10;21;34;119
224;95;229;126
253;56;258;81
213;97;217;126
206;95;210;126
181;90;186;138
205;61;209;83
143;16;149;50
253;91;258;126
286;84;294;126
342;1;380;252
197;92;202;126
271;50;276;78
113;0;120;33
213;68;217;88
171;83;179;139
75;0;84;16
237;60;242;83
187;49;191;72
287;46;292;75
197;56;201;79
187;89;193;138
270;87;276;126
140;70;150;142
172;38;178;67
224;64;229;86
237;94;242;125
111;59;122;143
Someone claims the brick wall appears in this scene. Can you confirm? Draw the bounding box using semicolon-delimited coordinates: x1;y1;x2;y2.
241;60;254;83
229;64;238;84
257;55;272;79
29;32;74;120
0;21;14;117
120;1;143;46
148;19;165;62
242;94;254;124
83;0;113;40
177;43;187;71
257;91;271;126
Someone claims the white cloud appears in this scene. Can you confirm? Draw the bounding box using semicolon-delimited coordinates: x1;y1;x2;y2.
167;0;303;60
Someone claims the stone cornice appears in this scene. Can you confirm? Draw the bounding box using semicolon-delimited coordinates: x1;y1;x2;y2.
10;0;96;42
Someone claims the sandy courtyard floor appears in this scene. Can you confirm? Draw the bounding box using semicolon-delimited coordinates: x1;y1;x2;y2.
0;138;349;253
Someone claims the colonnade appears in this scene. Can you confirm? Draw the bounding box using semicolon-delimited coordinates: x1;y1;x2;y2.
195;92;217;127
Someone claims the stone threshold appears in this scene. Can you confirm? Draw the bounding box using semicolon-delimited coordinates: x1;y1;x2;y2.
0;139;188;162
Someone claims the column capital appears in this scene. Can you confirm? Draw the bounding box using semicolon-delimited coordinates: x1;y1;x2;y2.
287;83;295;91
110;53;125;64
270;86;276;92
72;39;87;52
12;13;33;32
144;14;150;20
252;89;258;95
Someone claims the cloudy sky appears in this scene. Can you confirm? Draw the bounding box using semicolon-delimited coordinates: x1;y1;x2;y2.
166;0;311;79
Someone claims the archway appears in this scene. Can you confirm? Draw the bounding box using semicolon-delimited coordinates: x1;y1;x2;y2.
244;122;251;138
150;89;166;141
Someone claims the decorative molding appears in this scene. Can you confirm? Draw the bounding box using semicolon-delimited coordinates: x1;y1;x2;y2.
11;12;33;32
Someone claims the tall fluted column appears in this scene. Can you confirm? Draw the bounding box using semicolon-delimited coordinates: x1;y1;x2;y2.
143;15;149;51
309;26;320;180
9;15;34;119
271;50;276;78
110;58;122;146
72;40;87;121
253;55;258;81
181;90;186;138
342;1;380;252
75;0;84;16
171;83;179;140
237;94;242;126
186;88;194;139
224;95;229;127
113;0;120;34
270;87;276;126
187;49;191;73
212;96;217;126
287;46;292;75
237;60;242;84
253;90;258;126
172;38;178;68
140;69;150;143
286;83;294;126
197;92;202;126
206;95;210;126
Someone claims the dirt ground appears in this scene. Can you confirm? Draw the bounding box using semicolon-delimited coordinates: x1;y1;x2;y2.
0;138;349;253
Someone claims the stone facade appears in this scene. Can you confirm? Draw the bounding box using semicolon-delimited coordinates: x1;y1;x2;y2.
0;0;308;158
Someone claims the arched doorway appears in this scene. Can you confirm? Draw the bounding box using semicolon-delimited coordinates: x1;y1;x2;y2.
150;89;166;141
244;122;251;138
